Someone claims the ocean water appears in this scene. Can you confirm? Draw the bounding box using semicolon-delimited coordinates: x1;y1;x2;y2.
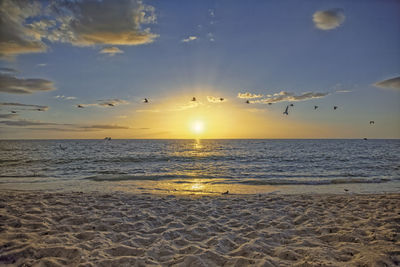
0;139;399;194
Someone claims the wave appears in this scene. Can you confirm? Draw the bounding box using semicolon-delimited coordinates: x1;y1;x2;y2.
236;178;393;186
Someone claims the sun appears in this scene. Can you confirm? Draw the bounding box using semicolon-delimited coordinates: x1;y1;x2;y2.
191;120;205;134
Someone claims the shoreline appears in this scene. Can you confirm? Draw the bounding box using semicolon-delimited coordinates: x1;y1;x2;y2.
1;191;399;266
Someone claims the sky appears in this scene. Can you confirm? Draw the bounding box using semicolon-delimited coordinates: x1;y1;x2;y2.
0;0;399;139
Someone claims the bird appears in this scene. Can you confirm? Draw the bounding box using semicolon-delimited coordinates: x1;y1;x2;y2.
246;100;250;104
290;104;294;107
77;104;84;108
314;106;318;110
107;103;114;107
59;144;67;151
344;189;349;192
143;98;149;103
11;111;17;113
334;106;338;110
370;121;375;124
192;97;196;101
268;103;272;105
220;97;224;101
222;190;229;195
37;108;45;111
283;105;289;115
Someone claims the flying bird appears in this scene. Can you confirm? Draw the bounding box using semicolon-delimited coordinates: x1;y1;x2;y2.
290;104;294;107
11;111;17;113
107;103;114;107
222;190;229;195
37;108;45;111
283;105;289;115
334;106;338;110
77;104;84;108
370;121;375;124
246;100;250;104
314;106;318;110
143;98;149;103
220;98;224;101
192;97;196;101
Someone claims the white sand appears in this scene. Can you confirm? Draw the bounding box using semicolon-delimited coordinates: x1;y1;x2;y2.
0;191;399;266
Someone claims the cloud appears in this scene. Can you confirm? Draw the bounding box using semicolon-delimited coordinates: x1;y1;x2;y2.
313;9;345;30
207;96;227;103
252;91;329;104
0;102;48;111
78;99;129;108
136;109;160;113
100;47;124;55
0;0;47;58
336;90;352;93
207;32;215;42
54;95;76;100
373;76;400;91
0;119;129;131
81;124;130;130
0;0;158;57
0;73;55;94
182;36;198;43
0;119;58;126
0;114;18;119
0;67;18;73
237;92;263;99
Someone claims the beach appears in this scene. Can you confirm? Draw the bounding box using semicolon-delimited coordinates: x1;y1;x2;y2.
1;190;399;266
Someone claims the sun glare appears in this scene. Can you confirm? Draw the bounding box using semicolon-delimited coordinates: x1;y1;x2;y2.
191;120;205;134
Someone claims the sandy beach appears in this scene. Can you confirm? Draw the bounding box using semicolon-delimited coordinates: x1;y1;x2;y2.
0;191;399;267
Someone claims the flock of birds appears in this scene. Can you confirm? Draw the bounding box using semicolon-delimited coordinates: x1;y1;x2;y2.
88;96;373;125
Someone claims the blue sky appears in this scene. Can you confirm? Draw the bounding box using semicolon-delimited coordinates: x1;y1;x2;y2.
0;0;399;139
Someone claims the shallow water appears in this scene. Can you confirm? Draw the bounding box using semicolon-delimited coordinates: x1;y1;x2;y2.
1;139;399;194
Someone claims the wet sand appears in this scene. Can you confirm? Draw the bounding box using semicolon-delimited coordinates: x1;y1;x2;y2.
0;191;399;266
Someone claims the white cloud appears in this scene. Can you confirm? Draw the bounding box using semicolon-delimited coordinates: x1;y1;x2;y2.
182;36;198;43
54;95;76;100
237;92;263;99
252;91;329;104
100;47;124;55
78;99;129;108
0;0;158;57
336;90;352;93
373;76;400;91
313;9;345;30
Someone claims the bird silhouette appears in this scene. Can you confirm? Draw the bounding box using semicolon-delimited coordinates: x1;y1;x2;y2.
77;104;84;108
290;104;294;107
11;111;17;113
246;100;250;104
143;98;149;103
222;190;229;195
220;97;224;101
268;103;272;105
283;105;289;115
370;121;375;124
334;106;338;110
192;97;196;101
314;106;318;110
107;103;114;107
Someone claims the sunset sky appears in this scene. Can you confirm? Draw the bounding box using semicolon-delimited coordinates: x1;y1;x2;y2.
0;0;399;139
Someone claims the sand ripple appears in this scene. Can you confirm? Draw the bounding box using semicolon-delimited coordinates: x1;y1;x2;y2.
0;192;399;266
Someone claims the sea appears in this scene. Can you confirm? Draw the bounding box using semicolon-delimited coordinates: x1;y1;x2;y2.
1;139;399;195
